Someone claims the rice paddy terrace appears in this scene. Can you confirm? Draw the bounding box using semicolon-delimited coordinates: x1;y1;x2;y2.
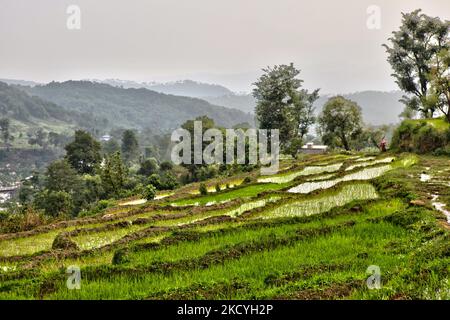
1;152;449;300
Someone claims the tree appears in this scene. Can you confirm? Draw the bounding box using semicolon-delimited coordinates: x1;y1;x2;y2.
121;130;140;163
45;159;82;193
160;172;179;190
427;49;450;122
137;158;159;176
100;152;128;198
384;10;449;118
102;138;121;155
318;96;364;151
143;184;157;200
0;118;13;150
34;190;74;217
253;63;319;152
65;130;102;174
180;116;218;181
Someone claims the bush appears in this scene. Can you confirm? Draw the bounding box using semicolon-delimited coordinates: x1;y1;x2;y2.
147;174;162;190
199;183;208;195
243;176;252;184
52;233;79;251
143;184;157;200
391;119;450;153
433;146;450;156
160;172;179;190
0;208;49;233
160;161;173;171
215;184;221;192
34;190;74;217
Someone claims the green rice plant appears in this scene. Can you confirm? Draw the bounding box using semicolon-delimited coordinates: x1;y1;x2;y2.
171;183;286;207
46;221;410;300
257;183;378;219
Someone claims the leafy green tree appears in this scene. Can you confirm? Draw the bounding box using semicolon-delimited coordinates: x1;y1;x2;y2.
160;172;179;190
318;96;364;151
147;174;162;190
121;130;140;163
100;152;128;198
101;138;121;155
384;10;449;118
45;159;82;193
143;184;157;200
180;116;218;181
34;190;74;217
427;49;450;122
137;158;159;176
253;63;319;151
65;130;102;174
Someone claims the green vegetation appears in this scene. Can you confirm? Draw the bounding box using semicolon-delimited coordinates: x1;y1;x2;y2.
391;118;450;154
0;153;449;300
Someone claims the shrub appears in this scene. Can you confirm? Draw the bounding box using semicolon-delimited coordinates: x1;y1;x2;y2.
215;184;221;192
160;172;179;190
112;249;130;265
199;183;208;195
52;233;79;251
147;174;162;190
34;190;74;217
391;119;449;153
143;184;157;200
243;176;252;184
160;161;173;171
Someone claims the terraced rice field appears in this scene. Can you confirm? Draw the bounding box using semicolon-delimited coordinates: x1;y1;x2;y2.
1;153;449;300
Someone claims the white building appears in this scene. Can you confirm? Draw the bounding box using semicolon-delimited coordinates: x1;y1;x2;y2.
301;142;328;154
101;135;111;142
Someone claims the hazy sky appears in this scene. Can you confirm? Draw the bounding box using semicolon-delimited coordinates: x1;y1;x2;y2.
0;0;449;93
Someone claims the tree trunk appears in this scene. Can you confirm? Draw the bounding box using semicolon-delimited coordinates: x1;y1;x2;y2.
341;135;350;151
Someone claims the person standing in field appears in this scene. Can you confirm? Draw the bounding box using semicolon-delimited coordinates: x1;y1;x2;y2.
379;136;387;152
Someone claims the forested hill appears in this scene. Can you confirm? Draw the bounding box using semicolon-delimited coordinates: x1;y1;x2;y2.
0;81;88;126
25;81;254;131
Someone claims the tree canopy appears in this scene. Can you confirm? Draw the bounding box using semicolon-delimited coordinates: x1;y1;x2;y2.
384;9;449;118
318;96;364;151
253;63;319;153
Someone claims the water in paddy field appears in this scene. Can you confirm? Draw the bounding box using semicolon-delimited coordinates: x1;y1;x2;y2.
257;162;343;184
288;165;392;194
255;183;378;219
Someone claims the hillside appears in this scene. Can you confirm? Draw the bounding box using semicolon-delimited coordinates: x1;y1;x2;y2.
1;153;449;299
25;81;254;131
97;79;234;97
0;81;82;125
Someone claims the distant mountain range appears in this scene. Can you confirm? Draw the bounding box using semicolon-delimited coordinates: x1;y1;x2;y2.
91;79;406;125
1;77;406;127
22;81;254;131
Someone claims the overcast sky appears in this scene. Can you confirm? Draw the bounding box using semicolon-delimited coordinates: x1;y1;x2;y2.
0;0;449;93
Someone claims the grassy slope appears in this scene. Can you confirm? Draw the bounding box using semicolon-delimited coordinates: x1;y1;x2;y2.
0;153;449;300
